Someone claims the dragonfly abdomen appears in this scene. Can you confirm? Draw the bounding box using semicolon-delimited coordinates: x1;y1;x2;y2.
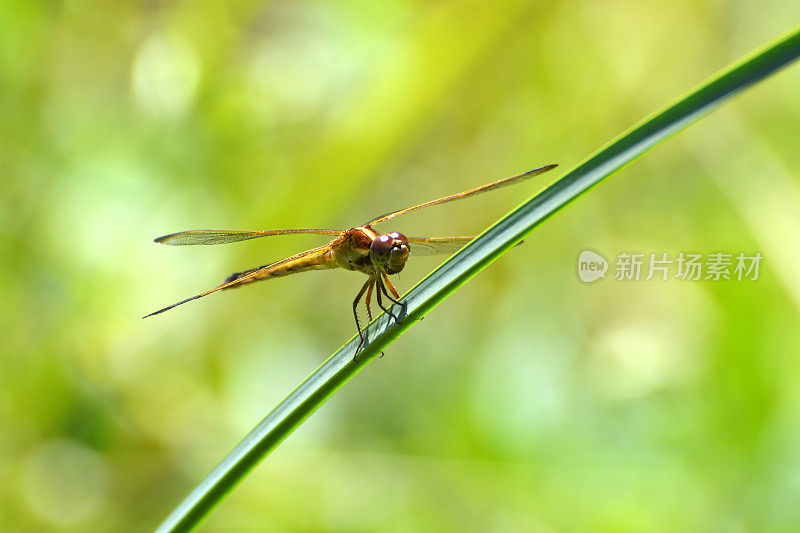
222;248;337;289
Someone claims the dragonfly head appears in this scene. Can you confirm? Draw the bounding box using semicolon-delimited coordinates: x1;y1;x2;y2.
370;232;410;274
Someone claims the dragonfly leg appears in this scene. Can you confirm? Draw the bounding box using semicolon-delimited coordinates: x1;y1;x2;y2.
375;277;399;324
366;279;386;358
352;278;372;359
365;279;375;322
381;273;406;312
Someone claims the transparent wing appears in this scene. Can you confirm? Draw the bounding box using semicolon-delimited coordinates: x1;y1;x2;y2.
407;236;476;256
408;236;528;256
367;164;557;226
142;245;335;318
154;228;345;246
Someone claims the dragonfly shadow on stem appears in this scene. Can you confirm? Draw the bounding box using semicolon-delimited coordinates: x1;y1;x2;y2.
353;297;408;362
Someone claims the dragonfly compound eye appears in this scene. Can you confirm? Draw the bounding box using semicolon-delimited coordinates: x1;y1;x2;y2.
388;231;407;244
387;233;410;273
370;234;394;265
387;243;409;274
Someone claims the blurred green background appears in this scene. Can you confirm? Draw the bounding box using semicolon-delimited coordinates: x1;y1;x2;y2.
2;1;800;531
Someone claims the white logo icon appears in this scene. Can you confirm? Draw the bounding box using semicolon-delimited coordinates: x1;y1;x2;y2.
578;250;608;283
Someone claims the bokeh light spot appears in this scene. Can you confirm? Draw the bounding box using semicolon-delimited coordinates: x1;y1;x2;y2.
19;439;108;526
132;32;200;118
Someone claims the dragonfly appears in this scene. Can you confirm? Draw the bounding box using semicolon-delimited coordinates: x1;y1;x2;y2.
144;163;557;351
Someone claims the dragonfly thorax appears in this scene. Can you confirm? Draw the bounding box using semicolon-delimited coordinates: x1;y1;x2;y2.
369;231;410;274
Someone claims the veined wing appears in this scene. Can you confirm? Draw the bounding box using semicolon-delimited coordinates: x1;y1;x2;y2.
154;228;345;246
142;244;336;318
366;164;557;226
408;236;527;256
408;236;476;256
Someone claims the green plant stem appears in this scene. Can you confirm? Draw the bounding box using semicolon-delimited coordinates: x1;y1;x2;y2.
156;23;800;533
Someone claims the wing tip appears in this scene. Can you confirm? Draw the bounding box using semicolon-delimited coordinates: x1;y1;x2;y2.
142;307;168;319
154;233;177;245
532;163;558;174
142;292;206;318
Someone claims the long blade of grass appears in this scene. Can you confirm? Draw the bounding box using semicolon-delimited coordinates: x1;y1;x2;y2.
157;24;800;533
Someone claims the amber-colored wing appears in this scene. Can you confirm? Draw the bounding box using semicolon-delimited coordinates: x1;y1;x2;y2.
142;245;336;318
366;164;557;226
407;236;476;256
154;228;345;246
